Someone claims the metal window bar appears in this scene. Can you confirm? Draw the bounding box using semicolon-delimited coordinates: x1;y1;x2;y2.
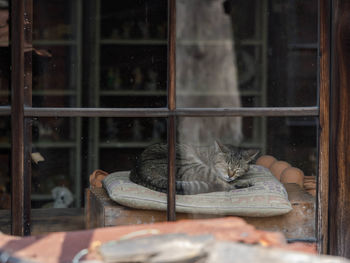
167;0;176;221
21;107;319;118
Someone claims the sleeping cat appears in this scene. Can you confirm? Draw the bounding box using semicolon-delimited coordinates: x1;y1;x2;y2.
130;141;259;195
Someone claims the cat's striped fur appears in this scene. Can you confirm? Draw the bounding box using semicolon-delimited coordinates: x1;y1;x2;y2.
130;141;259;195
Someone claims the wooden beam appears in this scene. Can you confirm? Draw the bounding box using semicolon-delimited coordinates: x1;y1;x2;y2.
317;0;331;254
329;0;350;257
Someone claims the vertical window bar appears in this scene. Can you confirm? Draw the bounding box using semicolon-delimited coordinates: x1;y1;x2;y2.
167;116;176;221
23;0;33;236
167;0;176;221
11;0;28;236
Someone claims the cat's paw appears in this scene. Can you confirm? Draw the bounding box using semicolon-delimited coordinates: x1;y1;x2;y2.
233;180;254;189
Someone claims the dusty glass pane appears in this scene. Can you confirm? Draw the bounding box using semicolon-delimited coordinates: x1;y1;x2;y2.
32;45;79;107
176;0;318;107
32;0;168;108
0;117;10;234
30;117;167;234
96;0;168;108
98;118;167;171
176;116;317;240
32;117;81;211
32;0;80;107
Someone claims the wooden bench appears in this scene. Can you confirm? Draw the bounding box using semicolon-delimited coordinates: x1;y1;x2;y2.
85;183;315;239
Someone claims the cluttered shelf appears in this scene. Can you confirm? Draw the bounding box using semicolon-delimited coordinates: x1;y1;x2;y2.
33;40;77;46
98;38;263;46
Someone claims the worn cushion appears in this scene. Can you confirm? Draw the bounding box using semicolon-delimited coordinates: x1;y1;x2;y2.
103;165;292;217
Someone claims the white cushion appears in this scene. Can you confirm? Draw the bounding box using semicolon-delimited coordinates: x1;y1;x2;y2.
103;165;292;217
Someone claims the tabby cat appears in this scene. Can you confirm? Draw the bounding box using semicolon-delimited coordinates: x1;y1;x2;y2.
130;141;259;195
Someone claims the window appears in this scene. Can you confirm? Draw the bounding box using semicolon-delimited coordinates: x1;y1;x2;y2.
3;0;350;256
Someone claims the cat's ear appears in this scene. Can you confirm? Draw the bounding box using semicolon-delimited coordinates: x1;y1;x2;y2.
214;140;229;153
243;149;259;163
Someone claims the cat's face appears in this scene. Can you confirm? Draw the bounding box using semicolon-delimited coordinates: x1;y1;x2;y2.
214;141;259;182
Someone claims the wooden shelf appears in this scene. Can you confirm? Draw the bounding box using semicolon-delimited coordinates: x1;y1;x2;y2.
98;140;261;149
288;43;318;50
177;39;263;46
100;39;167;45
0;42;9;47
0;142;10;149
33;40;77;46
0;90;77;96
32;90;77;96
99;90;261;97
99;141;162;148
286;118;317;127
31;194;53;201
177;90;261;96
33;141;77;148
100;90;166;96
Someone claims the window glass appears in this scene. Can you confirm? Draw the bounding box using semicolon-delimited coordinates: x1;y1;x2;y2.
176;0;318;108
11;0;319;238
32;117;82;210
99;118;167;171
0;3;9;106
31;117;167;234
0;117;10;234
97;0;168;108
33;0;80;107
32;0;168;108
177;116;317;240
0;0;10;233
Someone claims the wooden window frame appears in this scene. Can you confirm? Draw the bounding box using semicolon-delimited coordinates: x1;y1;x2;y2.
6;0;350;257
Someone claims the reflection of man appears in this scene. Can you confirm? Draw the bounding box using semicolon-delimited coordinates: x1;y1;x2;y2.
176;0;242;146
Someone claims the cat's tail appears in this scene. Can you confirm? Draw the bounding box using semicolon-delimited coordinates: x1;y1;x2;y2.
129;168;168;193
176;180;211;195
130;168;211;195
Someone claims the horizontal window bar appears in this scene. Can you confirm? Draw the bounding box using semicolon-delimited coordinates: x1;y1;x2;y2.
175;107;319;117
23;106;319;117
24;107;171;117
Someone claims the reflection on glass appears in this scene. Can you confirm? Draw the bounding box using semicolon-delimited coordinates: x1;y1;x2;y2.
177;116;317;239
176;0;240;108
178;116;243;146
176;0;318;107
